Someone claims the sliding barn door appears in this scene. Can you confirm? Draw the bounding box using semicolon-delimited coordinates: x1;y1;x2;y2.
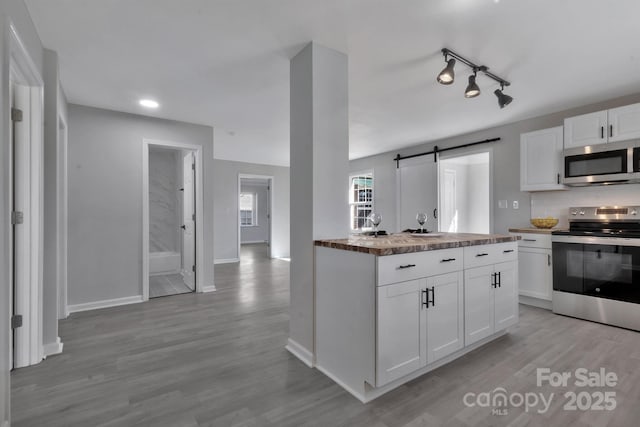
396;157;438;232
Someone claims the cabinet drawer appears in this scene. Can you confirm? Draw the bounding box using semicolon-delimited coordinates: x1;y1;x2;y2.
377;248;463;286
511;233;551;249
463;242;517;269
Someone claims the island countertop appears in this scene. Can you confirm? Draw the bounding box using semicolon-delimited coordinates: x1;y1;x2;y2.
315;232;519;256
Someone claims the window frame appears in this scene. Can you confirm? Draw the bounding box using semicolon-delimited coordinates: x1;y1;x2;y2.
239;192;258;227
349;170;374;232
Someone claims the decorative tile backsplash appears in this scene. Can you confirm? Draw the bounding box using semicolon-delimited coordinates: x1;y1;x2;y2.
531;184;640;228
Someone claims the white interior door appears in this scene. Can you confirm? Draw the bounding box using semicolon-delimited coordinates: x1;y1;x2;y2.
440;169;457;232
397;158;438;232
182;151;196;291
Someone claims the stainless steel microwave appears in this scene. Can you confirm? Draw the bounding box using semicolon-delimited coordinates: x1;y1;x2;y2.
563;140;640;186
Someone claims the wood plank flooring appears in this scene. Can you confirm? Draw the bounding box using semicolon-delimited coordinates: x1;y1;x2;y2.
11;244;640;426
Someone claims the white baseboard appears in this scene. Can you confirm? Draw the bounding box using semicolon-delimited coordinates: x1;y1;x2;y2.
202;285;217;293
150;269;181;277
286;338;314;368
519;295;552;310
44;337;64;357
214;258;239;264
68;295;144;314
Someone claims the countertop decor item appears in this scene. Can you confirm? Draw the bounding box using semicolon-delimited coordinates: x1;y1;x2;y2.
530;217;559;229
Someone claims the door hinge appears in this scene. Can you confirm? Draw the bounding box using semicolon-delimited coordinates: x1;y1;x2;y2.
11;315;23;329
11;211;24;225
11;108;23;122
192;265;196;273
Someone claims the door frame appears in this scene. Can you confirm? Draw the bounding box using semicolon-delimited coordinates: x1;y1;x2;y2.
237;174;273;259
142;139;204;300
9;22;45;368
437;147;494;233
57;110;68;319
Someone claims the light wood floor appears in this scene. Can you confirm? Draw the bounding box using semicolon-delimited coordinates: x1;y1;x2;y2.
11;244;640;426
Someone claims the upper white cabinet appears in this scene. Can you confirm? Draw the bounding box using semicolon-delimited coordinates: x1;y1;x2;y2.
520;126;566;191
564;110;608;148
564;102;640;148
608;103;640;142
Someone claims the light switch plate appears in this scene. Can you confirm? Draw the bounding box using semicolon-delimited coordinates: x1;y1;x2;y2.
498;200;507;209
513;201;519;209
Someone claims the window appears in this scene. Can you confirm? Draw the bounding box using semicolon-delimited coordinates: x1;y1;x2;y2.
349;172;373;231
240;193;257;226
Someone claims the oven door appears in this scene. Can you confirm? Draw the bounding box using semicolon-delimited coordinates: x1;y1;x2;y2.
553;235;640;304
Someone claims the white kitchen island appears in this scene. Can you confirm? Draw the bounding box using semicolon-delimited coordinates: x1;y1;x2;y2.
314;233;519;402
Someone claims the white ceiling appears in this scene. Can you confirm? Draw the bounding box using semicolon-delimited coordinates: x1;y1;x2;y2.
25;0;640;167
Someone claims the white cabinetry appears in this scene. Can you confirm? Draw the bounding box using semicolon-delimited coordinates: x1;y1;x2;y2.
520;126;566;191
376;250;464;387
510;232;553;309
463;243;518;346
564;102;640;148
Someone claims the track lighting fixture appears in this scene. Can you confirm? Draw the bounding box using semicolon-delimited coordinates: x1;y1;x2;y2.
464;71;481;98
437;57;456;85
437;48;513;107
494;84;513;109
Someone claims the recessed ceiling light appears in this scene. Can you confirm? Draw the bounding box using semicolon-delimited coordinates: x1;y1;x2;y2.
139;99;159;108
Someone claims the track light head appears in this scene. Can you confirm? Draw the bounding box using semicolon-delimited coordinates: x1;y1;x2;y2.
464;73;480;98
437;58;456;85
494;87;513;108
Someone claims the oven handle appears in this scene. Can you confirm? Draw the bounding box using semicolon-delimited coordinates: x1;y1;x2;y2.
551;235;640;247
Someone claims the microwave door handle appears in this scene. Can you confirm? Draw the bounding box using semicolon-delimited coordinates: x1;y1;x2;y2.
601;126;604;139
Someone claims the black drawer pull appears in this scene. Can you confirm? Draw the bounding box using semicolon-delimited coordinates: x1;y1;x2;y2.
441;258;456;262
398;264;416;269
476;253;489;257
523;239;537;242
422;289;428;308
503;249;514;253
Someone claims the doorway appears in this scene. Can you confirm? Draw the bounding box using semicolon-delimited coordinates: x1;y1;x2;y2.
238;174;273;261
142;140;204;300
438;151;492;233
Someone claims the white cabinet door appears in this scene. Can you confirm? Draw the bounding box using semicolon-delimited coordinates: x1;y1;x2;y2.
518;248;552;301
494;261;519;331
564;110;608;148
520;127;566;191
608;103;640;142
425;271;464;364
464;265;494;346
397;158;438;231
376;279;426;386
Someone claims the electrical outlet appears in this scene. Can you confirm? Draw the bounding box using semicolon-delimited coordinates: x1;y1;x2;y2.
513;201;519;210
498;200;508;209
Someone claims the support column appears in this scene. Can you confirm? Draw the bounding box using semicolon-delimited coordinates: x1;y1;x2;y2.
288;42;350;364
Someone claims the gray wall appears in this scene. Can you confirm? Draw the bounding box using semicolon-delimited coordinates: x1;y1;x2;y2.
0;0;46;423
68;104;214;306
240;182;270;244
213;159;290;260
350;92;640;235
149;147;180;253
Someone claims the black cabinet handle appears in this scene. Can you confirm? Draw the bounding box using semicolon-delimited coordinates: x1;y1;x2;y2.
491;272;496;288
422;289;428;309
430;286;435;307
433;208;438;219
548;254;551;266
610;124;613;138
557;173;560;184
601;126;604;139
398;264;416;269
441;258;456;263
498;271;502;288
476;253;489;257
523;239;537;242
503;249;514;253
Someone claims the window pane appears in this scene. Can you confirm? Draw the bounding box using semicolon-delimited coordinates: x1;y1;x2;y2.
349;173;373;230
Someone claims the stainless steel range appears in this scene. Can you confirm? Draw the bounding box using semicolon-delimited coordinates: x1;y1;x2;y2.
551;206;640;331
